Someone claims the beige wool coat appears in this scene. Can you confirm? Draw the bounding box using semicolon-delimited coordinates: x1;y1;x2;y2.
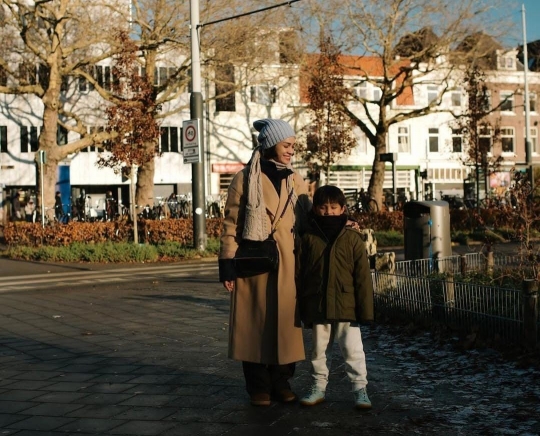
220;167;311;365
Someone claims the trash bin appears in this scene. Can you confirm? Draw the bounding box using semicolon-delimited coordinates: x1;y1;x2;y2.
403;201;451;262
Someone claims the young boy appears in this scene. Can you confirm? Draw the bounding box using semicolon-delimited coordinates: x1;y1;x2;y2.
296;185;374;409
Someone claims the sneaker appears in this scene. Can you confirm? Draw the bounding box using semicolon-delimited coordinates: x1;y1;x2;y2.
353;387;372;410
299;385;326;406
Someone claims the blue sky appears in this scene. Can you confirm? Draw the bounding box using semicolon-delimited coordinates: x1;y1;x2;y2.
505;1;540;46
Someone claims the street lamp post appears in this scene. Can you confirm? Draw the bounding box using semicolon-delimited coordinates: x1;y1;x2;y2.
522;4;534;191
187;0;301;251
190;0;206;251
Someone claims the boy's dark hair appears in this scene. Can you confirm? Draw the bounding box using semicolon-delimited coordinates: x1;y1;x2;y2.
313;185;346;207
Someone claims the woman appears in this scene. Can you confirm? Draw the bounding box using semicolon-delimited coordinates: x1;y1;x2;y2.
219;118;311;406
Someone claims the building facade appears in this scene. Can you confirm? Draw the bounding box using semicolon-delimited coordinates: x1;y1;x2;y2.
1;42;539;222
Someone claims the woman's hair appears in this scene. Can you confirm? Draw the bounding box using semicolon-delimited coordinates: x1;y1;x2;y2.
313;185;346;207
261;147;277;159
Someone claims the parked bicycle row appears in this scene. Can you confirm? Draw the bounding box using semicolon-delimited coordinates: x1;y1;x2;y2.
15;193;226;225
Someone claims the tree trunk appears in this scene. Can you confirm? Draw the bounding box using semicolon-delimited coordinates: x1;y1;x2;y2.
37;43;63;211
38;96;61;211
367;133;388;210
136;157;155;208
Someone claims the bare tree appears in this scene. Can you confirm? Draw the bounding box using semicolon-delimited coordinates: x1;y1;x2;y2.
295;0;513;209
118;0;296;205
0;0;293;210
299;36;357;183
0;0;127;209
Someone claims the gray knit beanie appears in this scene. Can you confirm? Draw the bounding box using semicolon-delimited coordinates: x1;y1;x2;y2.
253;119;295;150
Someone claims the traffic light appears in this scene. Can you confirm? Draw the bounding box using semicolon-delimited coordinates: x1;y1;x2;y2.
420;170;428;179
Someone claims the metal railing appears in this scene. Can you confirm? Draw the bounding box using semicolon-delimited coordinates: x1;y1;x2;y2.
373;254;539;347
394;252;536;276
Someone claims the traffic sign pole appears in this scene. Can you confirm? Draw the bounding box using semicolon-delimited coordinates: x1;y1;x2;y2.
190;0;206;251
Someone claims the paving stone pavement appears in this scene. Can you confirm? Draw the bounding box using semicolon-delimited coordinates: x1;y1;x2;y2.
0;265;539;436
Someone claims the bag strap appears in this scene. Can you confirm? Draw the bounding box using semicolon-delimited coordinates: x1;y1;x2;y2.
270;188;294;235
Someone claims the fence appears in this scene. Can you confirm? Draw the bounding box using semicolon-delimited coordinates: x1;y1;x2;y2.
373;254;539;348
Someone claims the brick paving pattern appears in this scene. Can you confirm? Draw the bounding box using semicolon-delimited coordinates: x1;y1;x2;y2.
0;267;539;435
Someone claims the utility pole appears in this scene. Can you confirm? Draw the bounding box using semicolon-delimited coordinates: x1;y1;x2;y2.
522;4;534;191
190;0;206;251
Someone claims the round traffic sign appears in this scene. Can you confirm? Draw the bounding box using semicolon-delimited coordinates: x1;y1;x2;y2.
185;125;196;142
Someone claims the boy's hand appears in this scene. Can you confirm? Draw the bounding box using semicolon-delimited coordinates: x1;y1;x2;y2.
223;280;235;292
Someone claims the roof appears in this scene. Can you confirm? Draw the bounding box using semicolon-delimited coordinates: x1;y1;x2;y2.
299;53;414;106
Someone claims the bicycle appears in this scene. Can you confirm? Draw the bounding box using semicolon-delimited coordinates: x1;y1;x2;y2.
153;197;168;220
349;191;378;213
177;194;191;218
206;195;222;218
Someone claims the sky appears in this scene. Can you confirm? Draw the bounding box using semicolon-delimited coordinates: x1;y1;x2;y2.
505;1;540;46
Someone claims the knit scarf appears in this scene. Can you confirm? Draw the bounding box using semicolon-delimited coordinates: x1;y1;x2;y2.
312;213;347;244
242;147;296;241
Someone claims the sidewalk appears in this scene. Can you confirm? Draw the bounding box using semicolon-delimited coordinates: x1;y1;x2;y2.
0;271;539;435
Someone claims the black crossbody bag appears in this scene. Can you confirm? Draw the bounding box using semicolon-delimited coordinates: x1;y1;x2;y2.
234;190;294;278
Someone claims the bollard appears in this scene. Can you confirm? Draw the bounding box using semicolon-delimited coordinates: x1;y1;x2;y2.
522;279;538;349
486;251;494;276
460;254;467;276
445;274;455;309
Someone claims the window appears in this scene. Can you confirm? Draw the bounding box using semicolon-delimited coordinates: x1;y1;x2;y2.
78;66;94;92
526;127;538;153
0;126;7;153
250;85;277;105
215;64;236;112
354;82;367;100
500;92;514;112
94;65;112;91
279;30;298;64
373;87;382;101
81;126;106;152
61;76;69;93
154;67;177;87
20;126;40;152
353;134;367;155
38;64;49;89
428;127;439;152
18;63;37;85
480;90;492;113
0;65;7;86
451;88;462;107
478;127;493;154
500;127;515;153
397;126;409;153
451;128;463;153
529;93;537;112
57;125;68;145
160;127;180;153
498;56;514;70
427;85;438;104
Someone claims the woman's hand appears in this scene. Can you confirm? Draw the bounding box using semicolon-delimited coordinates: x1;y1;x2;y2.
346;219;360;230
223;280;235;292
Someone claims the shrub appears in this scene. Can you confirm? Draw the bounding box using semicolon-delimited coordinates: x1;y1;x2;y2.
2;239;220;263
3;219;224;248
374;230;404;247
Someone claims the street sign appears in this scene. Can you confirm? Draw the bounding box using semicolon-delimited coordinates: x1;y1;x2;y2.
182;119;201;164
38;150;46;164
380;152;396;163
